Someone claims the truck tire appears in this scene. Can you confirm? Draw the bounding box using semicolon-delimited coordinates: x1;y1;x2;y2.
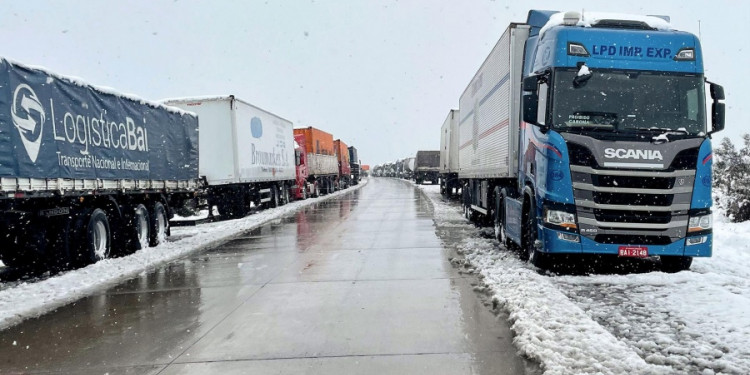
133;204;151;250
523;196;550;269
495;188;519;251
149;202;168;247
269;186;279;208
281;185;290;205
73;208;111;265
660;256;692;273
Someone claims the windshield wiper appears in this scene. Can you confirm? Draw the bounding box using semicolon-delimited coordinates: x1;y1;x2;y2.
629;127;689;135
560;123;616;132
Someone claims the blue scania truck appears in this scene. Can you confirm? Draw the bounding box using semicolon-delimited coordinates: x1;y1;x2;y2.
459;11;725;272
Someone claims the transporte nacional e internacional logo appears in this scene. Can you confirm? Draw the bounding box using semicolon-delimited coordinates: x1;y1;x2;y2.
11;83;46;163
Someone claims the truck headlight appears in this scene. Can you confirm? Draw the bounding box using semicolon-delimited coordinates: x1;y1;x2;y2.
544;209;577;229
688;214;712;232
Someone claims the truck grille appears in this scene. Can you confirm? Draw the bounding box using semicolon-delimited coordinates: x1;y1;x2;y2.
567;142;698;245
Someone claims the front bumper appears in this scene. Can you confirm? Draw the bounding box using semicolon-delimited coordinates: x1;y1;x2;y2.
540;226;712;257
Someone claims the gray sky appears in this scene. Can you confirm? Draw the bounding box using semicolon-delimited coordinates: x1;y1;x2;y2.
2;0;746;165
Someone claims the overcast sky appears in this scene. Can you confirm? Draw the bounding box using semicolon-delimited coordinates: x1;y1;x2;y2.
2;0;747;165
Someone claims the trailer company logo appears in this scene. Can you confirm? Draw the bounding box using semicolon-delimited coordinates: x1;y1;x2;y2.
9;82;151;172
604;148;663;161
251;117;263;138
11;84;46;163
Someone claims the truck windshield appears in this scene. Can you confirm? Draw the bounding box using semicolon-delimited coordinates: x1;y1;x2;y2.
551;69;706;135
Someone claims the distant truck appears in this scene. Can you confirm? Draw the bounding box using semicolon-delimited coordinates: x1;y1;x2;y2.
402;157;416;180
294;127;338;196
0;59;199;269
348;146;360;185
334;139;351;189
292;133;311;199
458;10;725;272
361;164;370;177
164;96;296;218
414;151;440;184
439;110;460;197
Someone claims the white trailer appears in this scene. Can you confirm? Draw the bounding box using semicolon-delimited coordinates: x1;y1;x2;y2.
439;109;460;197
459;24;528;219
458;26;526;180
165;96;296;218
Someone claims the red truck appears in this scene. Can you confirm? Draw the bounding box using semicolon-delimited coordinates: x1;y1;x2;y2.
292;134;311;200
334;139;351;189
293;127;338;196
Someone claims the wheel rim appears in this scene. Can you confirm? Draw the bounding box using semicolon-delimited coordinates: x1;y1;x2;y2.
93;221;108;260
135;206;149;248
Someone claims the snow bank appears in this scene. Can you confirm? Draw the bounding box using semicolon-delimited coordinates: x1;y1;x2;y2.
417;183;750;375
0;180;367;331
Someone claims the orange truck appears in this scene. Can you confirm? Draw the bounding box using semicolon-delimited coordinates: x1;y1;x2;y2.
293;127;339;196
334;139;351;188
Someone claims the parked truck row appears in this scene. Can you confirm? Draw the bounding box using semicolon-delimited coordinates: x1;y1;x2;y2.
372;150;440;185
437;10;725;272
0;60;365;270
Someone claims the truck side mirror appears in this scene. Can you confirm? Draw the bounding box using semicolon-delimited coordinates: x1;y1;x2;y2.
710;83;725;100
522;94;538;125
523;76;538;93
708;82;725;134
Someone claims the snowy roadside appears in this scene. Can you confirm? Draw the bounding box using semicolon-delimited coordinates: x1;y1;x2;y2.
416;183;750;375
0;180;367;331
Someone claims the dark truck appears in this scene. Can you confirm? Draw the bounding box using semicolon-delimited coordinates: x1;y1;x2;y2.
348;146;360;185
0;58;199;269
414;151;440;184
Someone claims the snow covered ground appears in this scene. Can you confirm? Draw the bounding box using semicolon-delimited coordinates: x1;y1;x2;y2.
417;183;750;375
0;181;367;331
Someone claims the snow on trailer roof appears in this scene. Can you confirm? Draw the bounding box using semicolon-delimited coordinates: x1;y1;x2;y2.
160;95;294;125
1;57;194;117
539;11;674;38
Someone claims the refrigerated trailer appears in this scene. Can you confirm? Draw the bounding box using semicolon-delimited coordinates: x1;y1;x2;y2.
293;127;338;196
439;109;460;197
459;11;725;272
0;58;199;269
164;96;296;218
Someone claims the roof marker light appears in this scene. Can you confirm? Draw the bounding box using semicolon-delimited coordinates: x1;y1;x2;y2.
563;11;581;26
568;42;590;57
674;48;695;61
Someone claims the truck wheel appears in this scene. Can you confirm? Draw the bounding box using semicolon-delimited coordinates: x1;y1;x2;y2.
149;202;168;247
660;256;692;273
73;208;111;265
523;197;549;269
133;204;150;250
270;186;279;208
494;189;503;241
281;185;290;205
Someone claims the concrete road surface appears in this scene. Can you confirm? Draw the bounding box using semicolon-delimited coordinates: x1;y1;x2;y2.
0;178;534;374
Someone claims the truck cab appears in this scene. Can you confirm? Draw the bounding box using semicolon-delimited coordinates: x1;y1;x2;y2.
293;134;310;199
513;11;725;271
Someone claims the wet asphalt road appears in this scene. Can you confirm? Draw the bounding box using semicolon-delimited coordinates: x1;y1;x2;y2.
0;178;530;374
